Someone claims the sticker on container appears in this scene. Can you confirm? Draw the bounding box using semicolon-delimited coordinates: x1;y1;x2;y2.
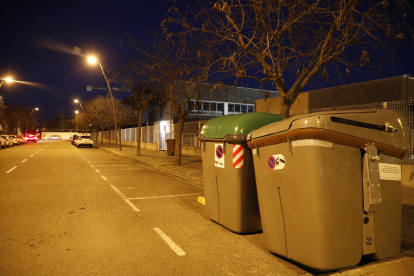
215;143;225;168
379;163;401;181
233;144;244;169
268;154;285;170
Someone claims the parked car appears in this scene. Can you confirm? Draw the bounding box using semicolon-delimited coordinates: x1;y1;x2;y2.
16;135;26;144
0;136;6;149
8;135;19;145
71;134;78;145
25;134;38;143
75;135;94;148
1;135;13;147
49;135;61;140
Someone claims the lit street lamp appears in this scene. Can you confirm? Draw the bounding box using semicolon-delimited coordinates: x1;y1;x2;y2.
74;99;84;112
75;110;79;133
26;108;39;135
0;77;13;88
74;99;86;133
88;56;118;149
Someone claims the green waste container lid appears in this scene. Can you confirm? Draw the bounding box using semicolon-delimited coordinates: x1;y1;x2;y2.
200;112;283;140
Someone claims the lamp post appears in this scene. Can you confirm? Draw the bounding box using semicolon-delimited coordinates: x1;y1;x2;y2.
88;56;118;149
75;110;79;133
26;108;39;135
74;99;86;134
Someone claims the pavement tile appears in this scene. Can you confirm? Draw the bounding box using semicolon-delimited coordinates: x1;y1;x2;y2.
403;206;414;219
402;187;414;199
402;196;414;206
402;217;414;227
328;257;414;276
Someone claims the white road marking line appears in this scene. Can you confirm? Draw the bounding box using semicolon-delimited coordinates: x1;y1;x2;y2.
30;154;34;157
95;169;100;173
21;159;27;163
110;185;128;199
90;164;95;168
124;199;140;212
6;166;17;174
36;151;39;153
95;165;129;166
129;193;202;200
87;161;90;163
101;175;107;181
97;161;130;162
153;228;185;256
109;185;140;212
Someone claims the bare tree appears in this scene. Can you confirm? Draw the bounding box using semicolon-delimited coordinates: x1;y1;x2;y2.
85;96;114;147
114;98;133;151
128;31;215;165
169;0;409;117
109;55;166;155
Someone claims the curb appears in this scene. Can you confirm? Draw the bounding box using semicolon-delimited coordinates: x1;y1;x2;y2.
97;147;204;187
197;196;206;205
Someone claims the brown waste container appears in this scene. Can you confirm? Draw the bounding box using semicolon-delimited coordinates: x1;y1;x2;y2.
247;109;409;270
200;112;283;234
166;139;175;156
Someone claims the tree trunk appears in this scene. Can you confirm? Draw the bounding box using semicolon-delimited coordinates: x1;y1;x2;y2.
100;127;104;145
118;123;122;151
173;116;185;166
280;97;291;118
108;128;111;148
136;110;143;156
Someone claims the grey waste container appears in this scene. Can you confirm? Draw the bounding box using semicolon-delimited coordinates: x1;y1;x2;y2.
247;109;409;270
200;112;283;233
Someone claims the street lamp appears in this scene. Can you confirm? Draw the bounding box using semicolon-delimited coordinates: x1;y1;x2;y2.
74;99;84;112
74;99;86;134
88;56;118;149
26;108;39;135
0;77;13;88
75;110;79;133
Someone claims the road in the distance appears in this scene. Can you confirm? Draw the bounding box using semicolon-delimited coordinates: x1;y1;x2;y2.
0;141;305;275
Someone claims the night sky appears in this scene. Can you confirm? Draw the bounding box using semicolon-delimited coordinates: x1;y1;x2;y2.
0;0;170;118
1;0;413;120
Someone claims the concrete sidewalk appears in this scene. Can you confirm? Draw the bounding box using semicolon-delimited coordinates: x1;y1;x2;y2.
96;144;414;276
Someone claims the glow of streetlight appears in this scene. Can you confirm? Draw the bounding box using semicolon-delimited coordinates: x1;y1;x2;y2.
88;57;97;64
5;78;13;83
75;110;79;114
35;108;39;111
74;99;79;103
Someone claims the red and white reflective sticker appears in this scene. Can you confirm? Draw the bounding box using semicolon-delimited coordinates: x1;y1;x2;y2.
233;144;244;168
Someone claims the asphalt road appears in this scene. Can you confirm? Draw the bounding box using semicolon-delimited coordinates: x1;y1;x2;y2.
0;141;306;275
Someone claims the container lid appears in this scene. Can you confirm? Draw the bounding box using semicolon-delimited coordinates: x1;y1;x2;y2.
201;112;284;140
248;109;409;158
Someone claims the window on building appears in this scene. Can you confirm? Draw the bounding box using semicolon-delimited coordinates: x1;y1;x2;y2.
196;101;202;113
248;105;254;113
241;105;247;113
228;104;235;112
203;102;210;113
188;100;195;112
235;104;240;112
211;103;216;112
217;103;224;114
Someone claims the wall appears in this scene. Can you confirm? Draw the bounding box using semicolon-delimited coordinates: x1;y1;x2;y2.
42;131;81;140
255;76;414;114
255;92;309;116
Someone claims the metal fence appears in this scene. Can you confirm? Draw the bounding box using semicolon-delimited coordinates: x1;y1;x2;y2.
310;100;414;163
92;120;208;148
